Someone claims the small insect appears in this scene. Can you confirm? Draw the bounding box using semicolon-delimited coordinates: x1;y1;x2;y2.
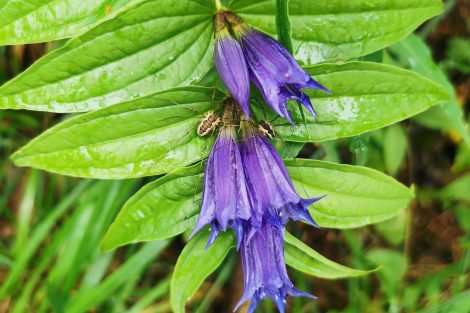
197;111;221;136
258;120;275;139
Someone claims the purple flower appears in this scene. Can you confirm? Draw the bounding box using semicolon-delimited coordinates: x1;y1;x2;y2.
236;27;330;124
191;125;252;248
235;223;314;313
240;122;323;229
214;19;250;118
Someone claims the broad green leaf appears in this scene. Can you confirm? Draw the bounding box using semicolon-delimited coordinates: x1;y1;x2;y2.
285;159;414;228
0;0;131;45
264;62;449;142
229;0;443;64
389;34;470;146
170;230;235;313
284;232;373;279
102;165;204;251
12;87;218;179
0;0;215;112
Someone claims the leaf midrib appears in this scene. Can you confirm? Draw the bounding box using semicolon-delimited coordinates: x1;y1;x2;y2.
290;177;409;201
14;114;204;162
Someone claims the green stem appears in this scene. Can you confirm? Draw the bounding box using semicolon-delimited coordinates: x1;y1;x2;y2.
275;0;293;54
215;0;223;11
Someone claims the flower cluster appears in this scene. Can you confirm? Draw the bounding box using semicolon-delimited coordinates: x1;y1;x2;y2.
191;10;328;313
213;11;330;123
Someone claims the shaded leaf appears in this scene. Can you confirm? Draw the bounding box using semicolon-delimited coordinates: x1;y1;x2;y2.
437;174;470;202
389;34;470;145
416;290;470;313
366;249;408;301
383;124;408;176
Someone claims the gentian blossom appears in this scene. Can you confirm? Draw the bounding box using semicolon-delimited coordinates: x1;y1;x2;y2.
237;26;330;124
235;222;314;313
214;11;330;124
213;14;250;118
191;118;251;248
240;120;323;230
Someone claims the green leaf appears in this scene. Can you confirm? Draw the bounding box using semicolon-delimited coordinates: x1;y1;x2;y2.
374;210;406;246
0;0;132;45
0;0;215;112
366;249;408;301
102;165;204;251
284;232;373;279
285;159;414;228
383;124;408;176
416;290;470;313
389;34;470;146
12;87;218;179
170;230;235;313
437;174;470;202
229;0;443;64
265;62;449;142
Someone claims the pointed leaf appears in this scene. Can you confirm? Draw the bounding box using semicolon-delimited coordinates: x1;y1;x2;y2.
284;232;374;279
230;0;443;64
170;230;235;313
0;0;215;112
102;165;204;251
285;159;414;228
263;62;449;142
11;87;218;178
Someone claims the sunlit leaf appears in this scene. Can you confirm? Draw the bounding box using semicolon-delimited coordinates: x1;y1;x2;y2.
286;159;414;228
12;87;218;178
284;232;374;279
0;0;215;112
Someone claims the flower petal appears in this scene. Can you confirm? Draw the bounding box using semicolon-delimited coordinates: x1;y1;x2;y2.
214;30;251;117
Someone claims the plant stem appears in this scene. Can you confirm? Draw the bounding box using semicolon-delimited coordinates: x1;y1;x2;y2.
215;0;223;11
275;0;293;54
